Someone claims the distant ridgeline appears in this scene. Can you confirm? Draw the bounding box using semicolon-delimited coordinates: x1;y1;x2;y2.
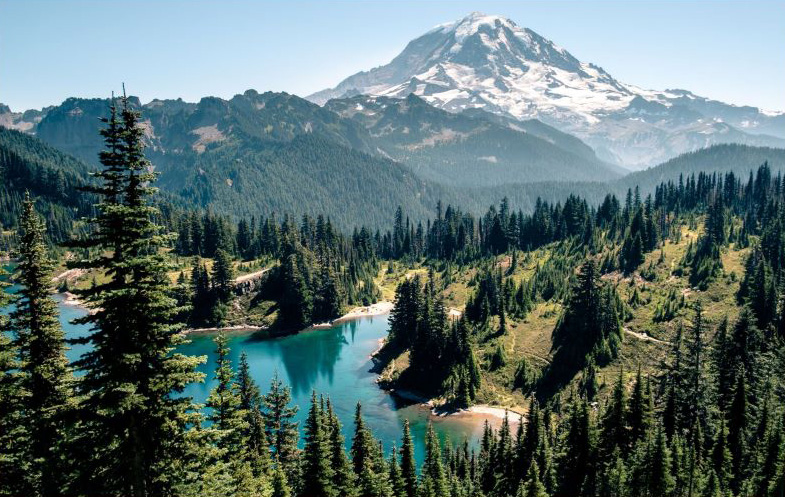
4;91;785;231
2;117;785;245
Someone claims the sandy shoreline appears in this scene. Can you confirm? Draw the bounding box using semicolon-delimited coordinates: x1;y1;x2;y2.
310;301;394;329
184;300;395;336
185;324;265;336
457;404;525;421
60;291;86;307
389;387;524;424
334;301;395;323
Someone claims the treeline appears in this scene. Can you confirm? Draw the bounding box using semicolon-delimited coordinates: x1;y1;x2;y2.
186;162;782;274
3;93;785;497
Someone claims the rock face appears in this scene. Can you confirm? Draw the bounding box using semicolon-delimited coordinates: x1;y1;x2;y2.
325;93;623;185
308;12;785;169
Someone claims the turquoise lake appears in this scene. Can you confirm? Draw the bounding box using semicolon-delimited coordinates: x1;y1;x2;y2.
2;268;503;464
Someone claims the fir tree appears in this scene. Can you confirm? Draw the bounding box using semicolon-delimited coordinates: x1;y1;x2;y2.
279;251;313;330
422;422;448;497
326;400;356;497
235;352;271;475
400;420;417;497
521;461;548;497
727;374;749;492
601;368;628;458
647;425;675;497
560;400;596;497
546;259;621;393
301;391;336;497
69;95;205;496
272;468;293;497
9;194;74;496
628;367;652;445
0;264;26;497
205;334;246;455
262;372;299;469
212;248;235;302
711;418;733;493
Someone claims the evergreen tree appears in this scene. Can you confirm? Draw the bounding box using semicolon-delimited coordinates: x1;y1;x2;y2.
235;352;271;475
212;248;235;302
69;95;205;496
301;391;337;497
272;468;293;497
326;400;356;497
727;374;749;492
9;194;74;496
522;462;548;497
351;403;392;497
422;422;448;497
711;419;733;493
599;450;627;497
387;445;405;497
560;400;596;497
546;259;621;393
647;426;675;497
262;372;299;469
400;420;417;497
279;251;313;330
351;402;373;477
601;368;628;457
205;334;246;455
0;265;26;497
628;367;652;445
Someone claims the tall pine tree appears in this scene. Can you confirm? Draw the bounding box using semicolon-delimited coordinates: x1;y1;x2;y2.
70;95;204;496
10;194;74;496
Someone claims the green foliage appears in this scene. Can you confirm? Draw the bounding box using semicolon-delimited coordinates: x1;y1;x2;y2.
0;127;93;243
262;372;299;470
4;93;785;497
67;96;206;496
543;259;622;395
7;195;74;496
301;392;337;497
386;276;479;405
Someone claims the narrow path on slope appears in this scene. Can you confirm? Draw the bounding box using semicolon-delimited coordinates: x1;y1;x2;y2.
235;267;271;284
624;327;670;345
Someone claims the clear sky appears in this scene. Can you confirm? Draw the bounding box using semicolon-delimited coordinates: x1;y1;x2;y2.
1;0;783;112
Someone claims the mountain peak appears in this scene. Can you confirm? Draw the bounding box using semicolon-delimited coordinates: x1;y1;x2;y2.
307;12;785;168
432;11;515;34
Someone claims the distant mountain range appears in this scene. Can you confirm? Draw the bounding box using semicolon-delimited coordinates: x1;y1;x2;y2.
1;12;784;227
308;12;785;169
1;88;622;187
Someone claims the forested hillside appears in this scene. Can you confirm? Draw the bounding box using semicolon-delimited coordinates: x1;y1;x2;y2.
0;127;93;247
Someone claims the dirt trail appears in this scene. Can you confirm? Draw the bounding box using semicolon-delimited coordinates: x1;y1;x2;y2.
624;327;670;345
234;267;271;284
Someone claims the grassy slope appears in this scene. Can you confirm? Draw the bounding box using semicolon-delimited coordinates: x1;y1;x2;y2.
377;217;749;411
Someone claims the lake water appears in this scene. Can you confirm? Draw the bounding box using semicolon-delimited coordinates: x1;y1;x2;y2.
2;268;503;464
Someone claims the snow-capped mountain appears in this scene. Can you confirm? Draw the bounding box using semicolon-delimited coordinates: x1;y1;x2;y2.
308;12;785;169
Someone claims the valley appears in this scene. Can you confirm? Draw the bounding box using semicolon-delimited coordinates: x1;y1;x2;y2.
1;6;784;497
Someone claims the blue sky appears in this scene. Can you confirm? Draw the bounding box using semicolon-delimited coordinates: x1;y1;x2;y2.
1;0;783;111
